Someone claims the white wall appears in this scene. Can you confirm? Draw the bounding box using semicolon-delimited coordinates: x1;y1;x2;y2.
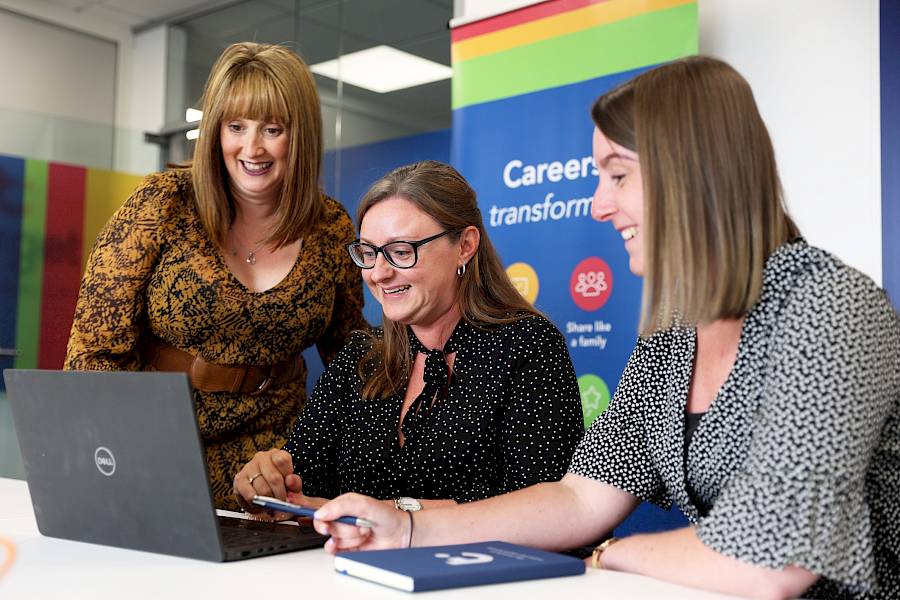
0;0;163;173
0;8;117;168
0;10;116;124
452;0;544;26
699;1;881;282
454;0;883;283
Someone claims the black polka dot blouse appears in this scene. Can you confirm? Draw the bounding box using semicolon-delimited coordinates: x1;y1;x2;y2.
284;315;584;503
569;240;900;599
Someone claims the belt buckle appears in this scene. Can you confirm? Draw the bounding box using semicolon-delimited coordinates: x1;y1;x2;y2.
250;373;273;396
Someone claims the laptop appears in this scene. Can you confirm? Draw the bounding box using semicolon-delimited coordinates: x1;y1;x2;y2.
3;369;327;562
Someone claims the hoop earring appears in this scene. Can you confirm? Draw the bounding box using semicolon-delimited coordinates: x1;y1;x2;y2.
456;263;466;277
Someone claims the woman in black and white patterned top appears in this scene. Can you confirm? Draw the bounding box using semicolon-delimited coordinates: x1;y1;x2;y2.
233;161;583;514
278;315;581;504
316;57;899;600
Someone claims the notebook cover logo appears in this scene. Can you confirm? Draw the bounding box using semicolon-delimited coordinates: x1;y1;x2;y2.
94;446;116;476
434;552;494;566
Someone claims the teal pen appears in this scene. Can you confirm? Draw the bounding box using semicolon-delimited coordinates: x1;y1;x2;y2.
252;495;375;528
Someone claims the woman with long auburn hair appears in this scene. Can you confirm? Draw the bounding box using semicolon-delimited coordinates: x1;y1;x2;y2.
65;42;366;509
234;160;583;515
314;57;899;600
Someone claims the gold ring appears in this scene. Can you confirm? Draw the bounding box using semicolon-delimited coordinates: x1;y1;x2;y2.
248;472;264;485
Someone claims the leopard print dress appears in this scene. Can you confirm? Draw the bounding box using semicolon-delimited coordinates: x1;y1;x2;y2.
65;169;366;508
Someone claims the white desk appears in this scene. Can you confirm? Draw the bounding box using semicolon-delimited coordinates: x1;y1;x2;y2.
0;478;737;599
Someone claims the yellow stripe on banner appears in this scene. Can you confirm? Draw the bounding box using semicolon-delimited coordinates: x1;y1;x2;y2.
452;0;695;63
83;169;145;270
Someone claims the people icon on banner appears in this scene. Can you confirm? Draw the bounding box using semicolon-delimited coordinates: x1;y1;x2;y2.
570;257;613;311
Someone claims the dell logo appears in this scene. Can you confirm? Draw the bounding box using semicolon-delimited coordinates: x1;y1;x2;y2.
94;446;116;476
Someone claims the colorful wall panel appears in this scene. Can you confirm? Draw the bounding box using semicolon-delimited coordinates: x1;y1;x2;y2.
1;156;26;377
83;170;147;269
451;0;697;535
0;153;143;379
39;164;86;369
14;160;47;372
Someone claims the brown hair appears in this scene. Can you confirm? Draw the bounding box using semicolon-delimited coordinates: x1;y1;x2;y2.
591;56;799;336
356;160;541;400
191;42;324;247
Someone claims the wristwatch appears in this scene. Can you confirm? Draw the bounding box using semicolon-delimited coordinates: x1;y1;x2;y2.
394;497;422;512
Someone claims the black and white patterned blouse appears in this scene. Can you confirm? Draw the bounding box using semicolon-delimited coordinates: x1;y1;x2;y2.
569;240;900;599
285;315;584;503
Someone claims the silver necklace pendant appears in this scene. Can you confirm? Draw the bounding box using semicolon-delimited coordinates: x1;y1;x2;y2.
230;227;262;266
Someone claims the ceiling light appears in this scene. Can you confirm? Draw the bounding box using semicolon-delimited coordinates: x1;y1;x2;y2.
185;108;203;122
310;46;452;93
186;128;199;140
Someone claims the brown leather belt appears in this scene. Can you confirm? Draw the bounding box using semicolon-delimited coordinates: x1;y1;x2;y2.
141;337;304;395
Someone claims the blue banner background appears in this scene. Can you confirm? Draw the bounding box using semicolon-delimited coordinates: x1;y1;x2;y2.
452;66;687;535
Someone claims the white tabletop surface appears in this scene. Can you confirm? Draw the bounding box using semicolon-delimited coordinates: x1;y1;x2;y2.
0;477;739;599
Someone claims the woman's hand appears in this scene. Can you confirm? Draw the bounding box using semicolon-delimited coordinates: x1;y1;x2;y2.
313;493;410;554
233;449;300;518
286;489;329;510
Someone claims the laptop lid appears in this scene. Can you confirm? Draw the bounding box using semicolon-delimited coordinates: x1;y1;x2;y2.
5;369;239;561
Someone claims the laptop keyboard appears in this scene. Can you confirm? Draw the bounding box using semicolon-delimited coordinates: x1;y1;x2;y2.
217;515;326;554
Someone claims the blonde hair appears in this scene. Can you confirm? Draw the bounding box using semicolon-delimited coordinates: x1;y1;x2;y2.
356;161;541;400
191;42;324;247
591;56;799;336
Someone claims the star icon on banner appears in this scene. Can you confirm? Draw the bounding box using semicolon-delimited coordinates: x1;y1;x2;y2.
582;385;604;412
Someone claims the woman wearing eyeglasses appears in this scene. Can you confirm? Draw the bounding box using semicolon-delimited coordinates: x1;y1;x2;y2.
233;160;583;515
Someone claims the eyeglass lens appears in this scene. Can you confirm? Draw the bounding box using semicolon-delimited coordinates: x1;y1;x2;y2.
349;242;417;268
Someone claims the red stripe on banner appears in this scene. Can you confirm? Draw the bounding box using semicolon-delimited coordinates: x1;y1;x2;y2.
451;0;610;42
39;163;86;369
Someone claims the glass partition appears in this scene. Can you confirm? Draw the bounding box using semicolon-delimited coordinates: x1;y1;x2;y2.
165;0;453;195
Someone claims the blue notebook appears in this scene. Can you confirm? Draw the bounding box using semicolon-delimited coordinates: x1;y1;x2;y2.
333;541;585;592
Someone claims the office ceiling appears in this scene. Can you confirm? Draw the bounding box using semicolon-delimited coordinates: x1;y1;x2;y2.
38;0;222;28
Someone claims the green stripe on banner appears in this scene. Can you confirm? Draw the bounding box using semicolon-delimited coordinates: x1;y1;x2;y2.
452;3;698;109
14;159;48;369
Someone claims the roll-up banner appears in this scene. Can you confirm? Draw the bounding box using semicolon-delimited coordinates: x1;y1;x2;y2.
450;0;697;534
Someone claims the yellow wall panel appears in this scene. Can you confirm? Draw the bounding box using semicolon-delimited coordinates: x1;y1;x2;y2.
82;169;145;269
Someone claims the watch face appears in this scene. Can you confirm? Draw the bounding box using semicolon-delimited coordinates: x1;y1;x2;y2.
397;497;422;511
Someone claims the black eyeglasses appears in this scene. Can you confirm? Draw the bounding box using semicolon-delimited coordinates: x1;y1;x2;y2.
347;229;458;269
